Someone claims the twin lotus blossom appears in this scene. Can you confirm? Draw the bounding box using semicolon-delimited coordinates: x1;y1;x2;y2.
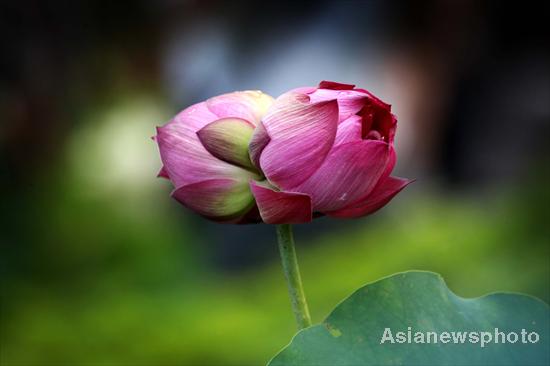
155;81;412;224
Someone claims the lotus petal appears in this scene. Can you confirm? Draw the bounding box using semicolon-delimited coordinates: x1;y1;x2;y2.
334;115;362;146
172;100;219;130
206;90;274;126
172;178;254;222
249;180;312;224
327;176;413;218
248;121;271;170
308;87;367;121
318;80;356;90
293;140;391;212
156;120;257;188
260;93;339;189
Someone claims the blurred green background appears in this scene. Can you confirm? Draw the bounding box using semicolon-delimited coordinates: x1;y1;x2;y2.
1;1;549;365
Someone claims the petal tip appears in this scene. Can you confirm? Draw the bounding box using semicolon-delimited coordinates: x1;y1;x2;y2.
157;166;170;179
318;80;356;90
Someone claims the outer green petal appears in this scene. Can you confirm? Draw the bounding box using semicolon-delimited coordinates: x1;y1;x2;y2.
171;178;255;222
197;118;256;170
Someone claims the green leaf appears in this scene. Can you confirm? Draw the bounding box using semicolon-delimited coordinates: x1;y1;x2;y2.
269;271;549;366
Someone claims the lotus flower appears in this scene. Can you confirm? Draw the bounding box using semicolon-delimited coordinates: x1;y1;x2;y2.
155;81;411;224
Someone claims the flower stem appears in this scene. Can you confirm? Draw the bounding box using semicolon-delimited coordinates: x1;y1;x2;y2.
276;224;312;330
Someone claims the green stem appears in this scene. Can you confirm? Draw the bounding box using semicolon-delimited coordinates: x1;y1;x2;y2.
276;224;312;329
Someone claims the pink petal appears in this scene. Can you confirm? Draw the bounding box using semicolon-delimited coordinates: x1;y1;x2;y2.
318;80;356;90
308;88;368;122
172;101;219;131
157;166;169;179
259;93;339;189
197;117;256;169
249;180;312;224
322;144;395;212
383;146;397;177
172;178;254;222
206;91;274;126
334;115;362;146
293;140;391;212
327;176;413;218
248;121;271;170
156;120;257;188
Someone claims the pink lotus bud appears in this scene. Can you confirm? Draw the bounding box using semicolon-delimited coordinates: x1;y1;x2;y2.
155;81;411;224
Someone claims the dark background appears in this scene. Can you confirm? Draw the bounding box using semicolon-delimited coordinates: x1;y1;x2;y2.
1;1;549;365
